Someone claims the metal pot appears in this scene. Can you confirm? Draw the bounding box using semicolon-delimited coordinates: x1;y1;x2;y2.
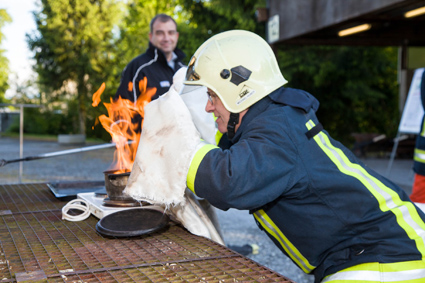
103;170;132;201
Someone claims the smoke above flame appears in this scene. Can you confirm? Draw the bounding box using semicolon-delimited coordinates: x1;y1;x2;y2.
92;78;156;173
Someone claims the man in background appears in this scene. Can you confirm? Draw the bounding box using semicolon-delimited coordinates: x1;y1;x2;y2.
115;13;186;102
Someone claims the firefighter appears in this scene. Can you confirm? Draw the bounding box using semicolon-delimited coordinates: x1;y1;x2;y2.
184;30;425;283
411;69;425;203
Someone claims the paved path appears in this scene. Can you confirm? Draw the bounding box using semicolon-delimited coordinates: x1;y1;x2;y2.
0;137;114;183
0;137;416;283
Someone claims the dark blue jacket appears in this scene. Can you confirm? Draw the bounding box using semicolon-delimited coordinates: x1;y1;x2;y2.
188;87;425;283
115;42;186;102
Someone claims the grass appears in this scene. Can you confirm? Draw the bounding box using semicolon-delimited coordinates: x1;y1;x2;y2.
1;132;57;141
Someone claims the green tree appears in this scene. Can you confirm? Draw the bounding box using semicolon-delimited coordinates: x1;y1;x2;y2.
277;45;399;144
0;9;12;103
176;0;266;59
27;0;122;135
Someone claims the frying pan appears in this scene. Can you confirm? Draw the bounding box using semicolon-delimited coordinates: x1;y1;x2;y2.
96;207;170;237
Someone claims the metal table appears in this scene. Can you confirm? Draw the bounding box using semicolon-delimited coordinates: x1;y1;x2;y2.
0;183;295;282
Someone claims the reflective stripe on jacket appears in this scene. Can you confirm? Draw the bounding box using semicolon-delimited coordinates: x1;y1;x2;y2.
322;261;425;282
187;87;425;283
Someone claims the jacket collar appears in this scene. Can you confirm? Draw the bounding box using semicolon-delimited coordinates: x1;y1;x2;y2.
146;42;186;66
231;92;271;143
231;87;320;142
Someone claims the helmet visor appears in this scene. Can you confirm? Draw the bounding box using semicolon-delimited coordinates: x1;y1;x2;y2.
185;56;200;81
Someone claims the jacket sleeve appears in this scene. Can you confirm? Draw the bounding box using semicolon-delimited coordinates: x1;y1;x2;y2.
187;116;303;211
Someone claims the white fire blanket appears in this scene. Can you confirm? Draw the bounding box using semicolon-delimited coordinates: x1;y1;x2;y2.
173;67;217;145
125;86;200;206
124;80;224;244
180;85;217;145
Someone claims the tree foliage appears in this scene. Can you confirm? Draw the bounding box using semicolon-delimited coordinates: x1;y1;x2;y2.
277;45;399;143
176;0;265;60
27;0;122;134
0;9;12;102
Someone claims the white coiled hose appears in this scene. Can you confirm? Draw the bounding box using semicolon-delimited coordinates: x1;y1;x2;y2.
62;199;91;221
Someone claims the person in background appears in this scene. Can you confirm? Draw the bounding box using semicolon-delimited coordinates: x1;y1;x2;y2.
411;69;425;203
115;13;186;102
181;30;425;283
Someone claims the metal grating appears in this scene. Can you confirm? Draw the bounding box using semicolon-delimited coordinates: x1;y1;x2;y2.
0;183;65;213
0;183;295;282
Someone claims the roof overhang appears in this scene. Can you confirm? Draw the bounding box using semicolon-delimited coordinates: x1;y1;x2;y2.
266;0;425;46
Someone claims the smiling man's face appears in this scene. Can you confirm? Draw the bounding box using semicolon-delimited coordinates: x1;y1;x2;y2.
149;19;179;61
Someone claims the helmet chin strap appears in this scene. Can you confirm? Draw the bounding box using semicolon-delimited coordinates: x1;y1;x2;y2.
227;113;240;140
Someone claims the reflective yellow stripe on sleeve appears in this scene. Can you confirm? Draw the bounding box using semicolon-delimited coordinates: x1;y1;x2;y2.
414;148;425;164
186;143;218;194
306;120;425;258
253;209;315;273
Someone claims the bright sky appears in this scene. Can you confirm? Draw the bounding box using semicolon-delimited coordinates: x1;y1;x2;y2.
0;0;38;99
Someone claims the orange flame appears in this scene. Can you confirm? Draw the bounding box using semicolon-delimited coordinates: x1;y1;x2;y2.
92;77;156;174
92;82;105;107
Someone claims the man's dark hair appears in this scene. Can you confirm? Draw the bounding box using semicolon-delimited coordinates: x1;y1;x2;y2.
150;14;177;32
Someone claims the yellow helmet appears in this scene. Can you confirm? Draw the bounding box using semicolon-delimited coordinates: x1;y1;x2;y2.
184;30;287;113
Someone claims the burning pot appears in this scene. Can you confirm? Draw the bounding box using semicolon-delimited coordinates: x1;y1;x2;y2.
103;170;139;206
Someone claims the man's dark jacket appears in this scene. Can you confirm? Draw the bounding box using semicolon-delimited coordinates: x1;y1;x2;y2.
115;42;186;102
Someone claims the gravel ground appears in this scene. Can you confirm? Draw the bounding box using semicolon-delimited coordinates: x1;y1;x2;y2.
0;136;415;283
